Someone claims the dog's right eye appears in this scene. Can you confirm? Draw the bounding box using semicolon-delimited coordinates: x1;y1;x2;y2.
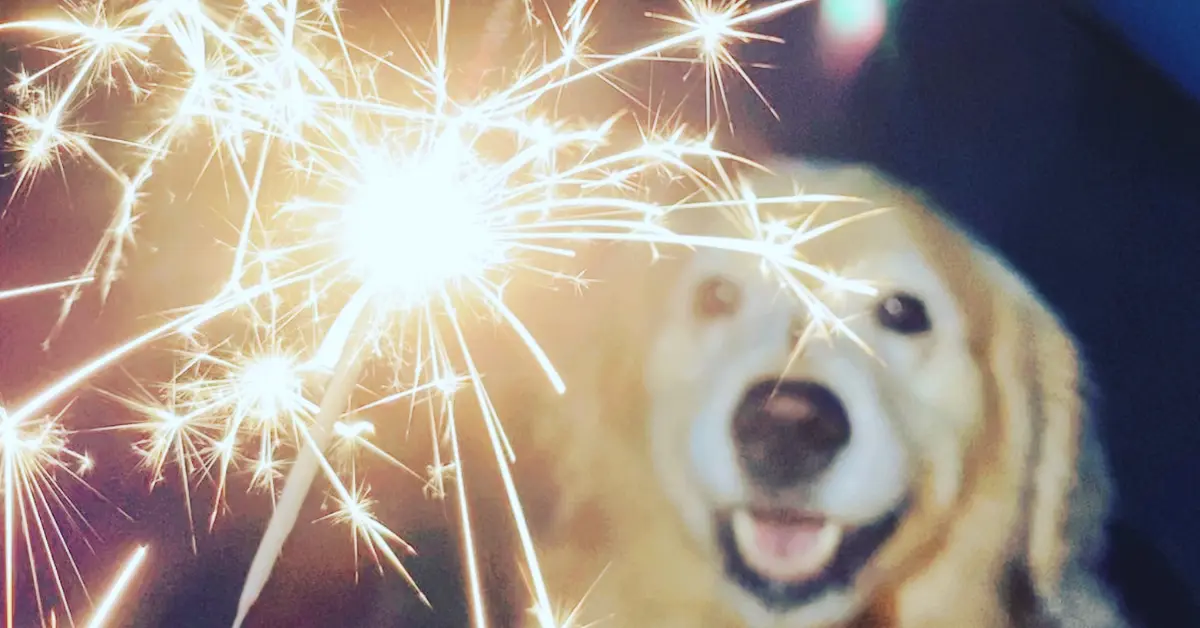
694;276;741;320
876;292;931;335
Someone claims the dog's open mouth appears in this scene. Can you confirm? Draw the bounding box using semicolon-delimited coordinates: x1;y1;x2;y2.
716;504;906;610
730;509;842;583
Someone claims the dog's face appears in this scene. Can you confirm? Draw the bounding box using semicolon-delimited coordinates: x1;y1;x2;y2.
636;162;1072;626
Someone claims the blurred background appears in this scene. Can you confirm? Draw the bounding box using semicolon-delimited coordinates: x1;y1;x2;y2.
1;0;1199;625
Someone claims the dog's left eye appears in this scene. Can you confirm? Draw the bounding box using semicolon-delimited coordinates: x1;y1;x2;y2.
876;292;931;335
694;275;741;320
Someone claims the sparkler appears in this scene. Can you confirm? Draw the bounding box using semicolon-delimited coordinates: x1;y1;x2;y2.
0;0;887;625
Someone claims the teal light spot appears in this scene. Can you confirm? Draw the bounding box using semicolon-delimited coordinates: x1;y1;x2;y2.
823;0;899;39
824;0;875;39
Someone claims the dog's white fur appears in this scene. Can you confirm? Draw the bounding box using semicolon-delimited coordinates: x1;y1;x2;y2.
491;159;1127;627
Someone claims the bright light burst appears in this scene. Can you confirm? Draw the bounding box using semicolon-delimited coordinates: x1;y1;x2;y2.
0;405;100;628
0;0;888;625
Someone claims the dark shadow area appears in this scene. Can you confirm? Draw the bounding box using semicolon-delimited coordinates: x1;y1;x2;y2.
1106;521;1200;627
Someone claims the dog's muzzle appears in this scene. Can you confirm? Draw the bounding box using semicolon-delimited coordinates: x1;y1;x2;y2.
719;379;903;610
732;379;850;489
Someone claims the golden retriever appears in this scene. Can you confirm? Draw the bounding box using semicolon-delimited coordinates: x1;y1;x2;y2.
493;159;1129;627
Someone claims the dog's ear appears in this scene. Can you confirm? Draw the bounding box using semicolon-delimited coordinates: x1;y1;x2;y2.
1020;278;1086;601
976;251;1124;624
980;250;1083;590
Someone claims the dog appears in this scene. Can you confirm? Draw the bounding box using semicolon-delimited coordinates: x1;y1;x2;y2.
493;159;1129;627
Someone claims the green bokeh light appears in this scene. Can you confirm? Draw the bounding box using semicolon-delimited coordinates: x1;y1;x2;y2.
823;0;899;38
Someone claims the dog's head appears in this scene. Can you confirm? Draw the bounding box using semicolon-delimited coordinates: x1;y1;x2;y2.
591;160;1109;626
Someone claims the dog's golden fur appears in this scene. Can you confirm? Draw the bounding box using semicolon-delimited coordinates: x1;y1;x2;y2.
481;160;1126;627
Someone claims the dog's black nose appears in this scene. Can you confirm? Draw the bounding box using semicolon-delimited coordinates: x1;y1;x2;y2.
732;380;851;489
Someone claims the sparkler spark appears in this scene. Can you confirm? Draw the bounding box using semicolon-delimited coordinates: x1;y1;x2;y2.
0;0;893;625
0;276;93;302
0;404;99;628
83;544;149;628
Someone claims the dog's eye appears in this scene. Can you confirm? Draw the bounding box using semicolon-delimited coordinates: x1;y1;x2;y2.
694;276;741;319
876;292;931;334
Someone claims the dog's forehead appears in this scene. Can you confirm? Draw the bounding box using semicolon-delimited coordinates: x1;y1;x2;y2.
683;201;944;288
750;163;959;278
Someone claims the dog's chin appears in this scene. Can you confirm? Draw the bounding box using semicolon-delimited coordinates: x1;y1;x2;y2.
715;502;906;612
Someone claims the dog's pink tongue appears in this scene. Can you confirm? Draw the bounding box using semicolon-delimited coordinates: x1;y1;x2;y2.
753;519;825;560
732;511;843;582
